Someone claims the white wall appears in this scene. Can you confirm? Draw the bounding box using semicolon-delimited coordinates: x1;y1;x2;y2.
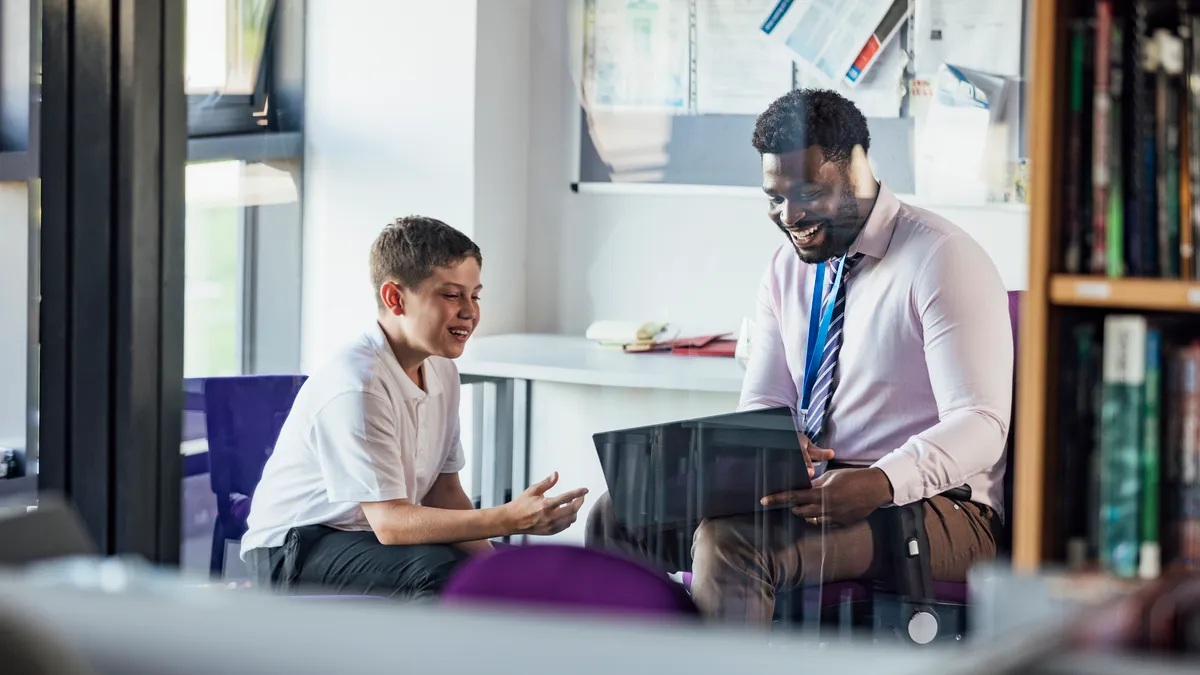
0;184;28;449
472;0;532;335
301;0;478;368
302;0;535;367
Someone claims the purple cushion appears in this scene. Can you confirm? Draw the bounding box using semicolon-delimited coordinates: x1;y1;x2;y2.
443;544;697;619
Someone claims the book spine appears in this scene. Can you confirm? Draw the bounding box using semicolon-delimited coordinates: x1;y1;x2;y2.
1065;324;1099;568
1154;31;1173;277
1131;2;1152;276
1140;328;1162;579
1065;23;1088;274
1165;347;1185;564
1178;345;1200;568
1134;1;1157;276
1163;32;1184;279
1181;18;1195;280
1186;345;1200;568
1098;315;1146;578
1190;15;1200;279
1108;24;1126;277
1093;1;1113;275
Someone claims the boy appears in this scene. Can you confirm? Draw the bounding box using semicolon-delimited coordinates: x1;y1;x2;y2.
242;216;587;598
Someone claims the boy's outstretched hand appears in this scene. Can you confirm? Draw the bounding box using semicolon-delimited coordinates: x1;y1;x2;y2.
502;472;588;536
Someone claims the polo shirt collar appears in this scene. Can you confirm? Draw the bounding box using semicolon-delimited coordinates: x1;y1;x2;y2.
847;181;901;261
369;321;443;400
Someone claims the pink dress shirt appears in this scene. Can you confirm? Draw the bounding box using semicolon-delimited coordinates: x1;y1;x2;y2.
739;183;1013;516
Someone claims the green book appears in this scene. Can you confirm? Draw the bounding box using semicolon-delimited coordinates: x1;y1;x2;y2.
1140;328;1162;579
1107;26;1125;277
1099;315;1147;578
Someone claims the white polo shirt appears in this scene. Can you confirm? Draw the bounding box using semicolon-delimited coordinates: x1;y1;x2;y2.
240;322;465;557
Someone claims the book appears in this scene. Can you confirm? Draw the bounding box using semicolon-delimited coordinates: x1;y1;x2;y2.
1062;323;1101;568
1065;21;1090;275
1107;24;1126;277
1187;13;1200;279
1091;0;1114;276
1098;315;1146;578
1140;328;1162;579
1058;2;1200;281
1180;15;1194;280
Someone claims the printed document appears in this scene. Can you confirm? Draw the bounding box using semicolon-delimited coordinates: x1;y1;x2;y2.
695;0;796;114
587;0;691;112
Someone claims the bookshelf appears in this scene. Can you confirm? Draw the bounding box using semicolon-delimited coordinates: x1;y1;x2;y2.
1012;0;1059;573
1015;0;1200;574
1050;275;1200;311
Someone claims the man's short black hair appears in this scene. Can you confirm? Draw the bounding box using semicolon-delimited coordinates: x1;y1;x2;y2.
369;216;482;309
751;88;871;164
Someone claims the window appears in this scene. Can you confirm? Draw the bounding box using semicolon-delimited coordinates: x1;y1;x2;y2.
185;0;280;136
186;0;272;96
184;161;244;378
183;159;301;378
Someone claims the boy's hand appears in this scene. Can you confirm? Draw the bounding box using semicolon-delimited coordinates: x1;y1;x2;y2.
501;472;588;536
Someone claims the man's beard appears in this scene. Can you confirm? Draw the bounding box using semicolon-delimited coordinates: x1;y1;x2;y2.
787;185;864;264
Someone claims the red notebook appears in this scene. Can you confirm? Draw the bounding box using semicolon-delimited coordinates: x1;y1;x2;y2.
671;339;736;357
623;334;735;357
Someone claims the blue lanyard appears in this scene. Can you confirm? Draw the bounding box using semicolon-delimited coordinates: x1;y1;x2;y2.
801;253;848;410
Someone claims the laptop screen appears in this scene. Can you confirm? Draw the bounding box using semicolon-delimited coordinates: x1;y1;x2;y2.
593;406;809;530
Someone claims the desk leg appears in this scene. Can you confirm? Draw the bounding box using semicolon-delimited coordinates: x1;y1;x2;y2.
477;378;530;514
509;378;530;505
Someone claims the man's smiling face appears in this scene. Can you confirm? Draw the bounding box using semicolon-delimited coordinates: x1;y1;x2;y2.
762;146;862;264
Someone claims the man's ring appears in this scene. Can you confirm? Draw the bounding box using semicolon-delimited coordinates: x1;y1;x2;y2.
806;517;821;526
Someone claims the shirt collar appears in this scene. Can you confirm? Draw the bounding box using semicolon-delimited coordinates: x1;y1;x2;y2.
846;181;901;261
368;321;443;400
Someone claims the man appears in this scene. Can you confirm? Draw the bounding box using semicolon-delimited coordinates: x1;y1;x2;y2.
587;89;1011;624
242;216;587;597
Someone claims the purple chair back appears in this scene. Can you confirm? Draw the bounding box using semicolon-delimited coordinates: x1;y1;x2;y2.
203;375;307;574
443;545;698;619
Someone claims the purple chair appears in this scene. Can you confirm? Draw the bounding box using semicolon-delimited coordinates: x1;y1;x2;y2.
203;375;307;577
442;544;698;619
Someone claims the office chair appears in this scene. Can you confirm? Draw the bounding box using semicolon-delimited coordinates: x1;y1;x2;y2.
203;375;307;577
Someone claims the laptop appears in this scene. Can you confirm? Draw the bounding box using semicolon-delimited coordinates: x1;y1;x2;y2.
593;406;812;529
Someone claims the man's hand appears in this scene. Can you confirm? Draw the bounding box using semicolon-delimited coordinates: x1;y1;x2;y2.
501;472;588;536
760;467;894;527
798;434;835;477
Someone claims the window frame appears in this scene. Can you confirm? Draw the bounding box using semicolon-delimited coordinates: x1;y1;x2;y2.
188;0;280;138
185;0;306;157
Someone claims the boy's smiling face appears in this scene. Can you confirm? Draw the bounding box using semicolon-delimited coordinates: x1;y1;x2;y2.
381;257;481;361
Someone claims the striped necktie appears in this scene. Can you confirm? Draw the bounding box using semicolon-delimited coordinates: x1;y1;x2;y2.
803;253;865;444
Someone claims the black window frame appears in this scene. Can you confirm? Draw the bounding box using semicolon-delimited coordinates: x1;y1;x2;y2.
185;0;306;158
24;0;306;560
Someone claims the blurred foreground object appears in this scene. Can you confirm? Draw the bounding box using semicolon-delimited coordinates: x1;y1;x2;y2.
1068;569;1200;654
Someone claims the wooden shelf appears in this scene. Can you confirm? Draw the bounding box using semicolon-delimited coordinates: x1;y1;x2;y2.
1050;275;1200;312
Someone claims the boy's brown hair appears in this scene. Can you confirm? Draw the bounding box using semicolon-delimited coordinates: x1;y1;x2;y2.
369;216;483;310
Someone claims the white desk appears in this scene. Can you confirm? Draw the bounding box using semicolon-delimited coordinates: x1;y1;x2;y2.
456;334;745;512
457;334;744;393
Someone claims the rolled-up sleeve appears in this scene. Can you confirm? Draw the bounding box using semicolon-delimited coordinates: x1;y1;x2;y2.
872;235;1013;505
739;250;799;412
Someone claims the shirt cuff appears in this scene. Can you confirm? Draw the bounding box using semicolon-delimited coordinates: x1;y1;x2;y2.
871;452;922;506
